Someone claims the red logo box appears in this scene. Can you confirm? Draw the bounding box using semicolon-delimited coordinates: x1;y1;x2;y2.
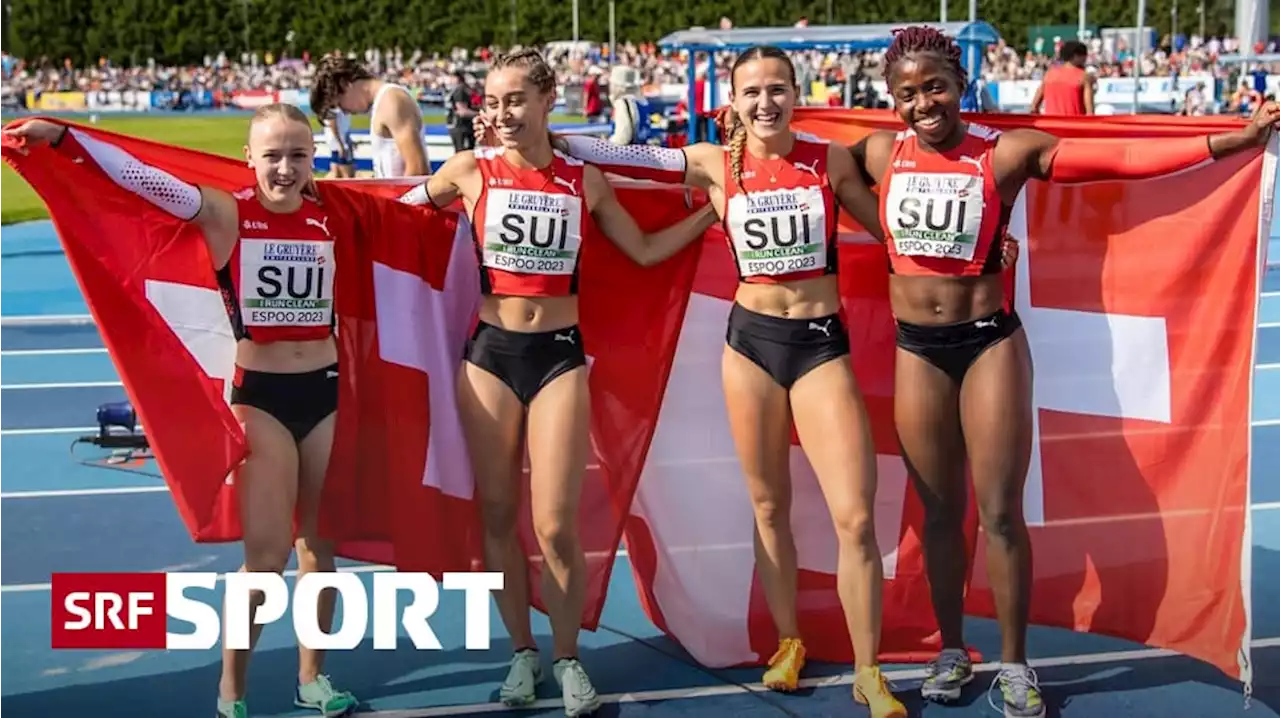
51;573;167;649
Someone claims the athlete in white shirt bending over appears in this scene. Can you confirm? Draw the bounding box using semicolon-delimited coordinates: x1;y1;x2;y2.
310;55;429;177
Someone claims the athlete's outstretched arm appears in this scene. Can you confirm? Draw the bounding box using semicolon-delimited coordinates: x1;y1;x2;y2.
1003;101;1280;186
471;113;717;189
583;164;716;267
402;150;478;209
557;133;722;190
826;142;883;241
3;118;240;266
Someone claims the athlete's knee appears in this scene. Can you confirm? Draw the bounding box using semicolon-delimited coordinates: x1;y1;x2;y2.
532;512;580;562
242;542;292;574
479;495;520;539
831;507;878;553
749;490;792;533
977;492;1027;547
921;499;966;539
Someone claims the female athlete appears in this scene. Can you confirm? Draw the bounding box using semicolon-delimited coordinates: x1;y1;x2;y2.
490;46;909;717
401;48;716;717
850;26;1280;718
5;104;391;718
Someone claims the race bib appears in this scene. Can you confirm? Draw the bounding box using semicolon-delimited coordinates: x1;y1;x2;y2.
481;189;584;275
239;239;335;327
726;186;828;277
884;171;985;261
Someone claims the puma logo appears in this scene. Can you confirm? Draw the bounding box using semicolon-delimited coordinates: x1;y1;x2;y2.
794;160;820;178
326;370;339;379
808;319;833;337
305;216;331;237
554;332;576;345
974;318;998;329
957;155;984;174
552;176;578;195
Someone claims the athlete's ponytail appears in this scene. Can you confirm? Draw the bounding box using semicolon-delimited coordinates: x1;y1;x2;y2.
727;111;748;189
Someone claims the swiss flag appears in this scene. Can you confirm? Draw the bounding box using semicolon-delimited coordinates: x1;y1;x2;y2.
619;107;1266;687
0;118;467;567
622;223;959;668
969;145;1263;680
1;119;712;631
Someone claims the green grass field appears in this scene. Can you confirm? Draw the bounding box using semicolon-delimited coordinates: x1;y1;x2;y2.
1;112;585;225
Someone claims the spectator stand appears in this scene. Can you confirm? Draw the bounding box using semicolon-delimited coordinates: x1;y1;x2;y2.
1216;52;1280;101
656;21;1002;144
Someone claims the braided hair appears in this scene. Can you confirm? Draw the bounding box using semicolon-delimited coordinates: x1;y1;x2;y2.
310;55;374;119
883;26;968;89
491;48;558;95
487;48;562;152
726;46;797;190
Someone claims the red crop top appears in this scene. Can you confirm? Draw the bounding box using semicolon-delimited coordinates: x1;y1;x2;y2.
217;186;337;343
721;133;839;284
469;146;591;296
879;123;1009;277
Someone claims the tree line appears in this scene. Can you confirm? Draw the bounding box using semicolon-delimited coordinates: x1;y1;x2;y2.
3;0;1247;69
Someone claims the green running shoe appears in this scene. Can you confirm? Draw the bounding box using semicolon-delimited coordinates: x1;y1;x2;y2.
294;674;359;717
215;698;247;718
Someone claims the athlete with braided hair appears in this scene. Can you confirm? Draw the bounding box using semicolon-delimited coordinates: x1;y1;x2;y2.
847;25;1280;717
309;54;428;177
516;45;907;717
401;47;716;717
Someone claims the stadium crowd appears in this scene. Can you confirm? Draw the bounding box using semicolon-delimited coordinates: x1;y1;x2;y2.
2;30;1277;113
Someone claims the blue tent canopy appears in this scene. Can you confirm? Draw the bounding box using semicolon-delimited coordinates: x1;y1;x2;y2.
656;21;1000;53
657;21;1002;142
1215;52;1280;64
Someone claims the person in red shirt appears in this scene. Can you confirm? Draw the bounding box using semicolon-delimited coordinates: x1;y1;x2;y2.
403;48;715;717
514;45;910;718
850;26;1279;717
583;66;605;122
1030;40;1093;115
5;103;458;718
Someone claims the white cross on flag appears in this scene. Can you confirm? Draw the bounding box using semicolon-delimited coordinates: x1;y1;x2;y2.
1;123;707;632
3;111;1271;694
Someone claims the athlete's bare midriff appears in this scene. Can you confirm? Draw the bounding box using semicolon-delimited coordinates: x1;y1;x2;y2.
479;294;580;333
236;337;338;373
888;273;1005;325
733;275;842;320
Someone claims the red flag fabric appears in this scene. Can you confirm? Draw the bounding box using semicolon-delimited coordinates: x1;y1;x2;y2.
618;107;1268;688
6;110;1269;686
1;117;707;631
